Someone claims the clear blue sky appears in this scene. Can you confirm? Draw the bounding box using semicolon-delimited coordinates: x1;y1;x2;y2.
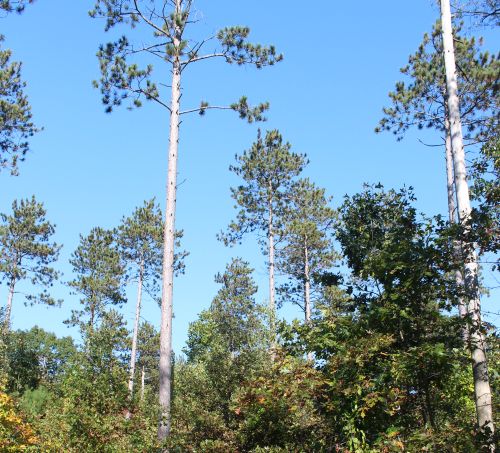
1;0;498;352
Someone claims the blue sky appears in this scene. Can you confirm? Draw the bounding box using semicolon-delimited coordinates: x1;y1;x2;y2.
1;0;498;352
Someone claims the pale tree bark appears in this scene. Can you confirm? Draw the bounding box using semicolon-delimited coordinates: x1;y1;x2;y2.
140;366;145;401
303;238;311;324
303;238;313;362
3;278;15;332
268;200;276;326
158;3;182;440
440;0;495;443
444;113;468;339
127;259;144;407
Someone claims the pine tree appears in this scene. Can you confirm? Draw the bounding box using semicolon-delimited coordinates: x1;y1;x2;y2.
0;0;39;175
66;227;125;331
440;0;495;444
0;197;61;331
220;130;307;336
117;199;187;401
0;1;35;13
90;1;282;439
277;178;337;324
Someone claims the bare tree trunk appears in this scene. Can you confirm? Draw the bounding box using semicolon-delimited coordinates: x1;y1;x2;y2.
440;0;495;443
304;239;313;361
268;204;276;315
158;11;182;440
140;366;145;401
304;239;311;324
3;278;15;332
127;260;144;411
444;113;468;340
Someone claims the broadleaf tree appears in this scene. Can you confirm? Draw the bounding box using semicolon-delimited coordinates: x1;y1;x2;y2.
90;0;282;439
0;197;61;332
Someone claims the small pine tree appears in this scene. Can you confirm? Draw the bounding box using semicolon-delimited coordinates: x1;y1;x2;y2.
66;227;125;331
0;197;61;331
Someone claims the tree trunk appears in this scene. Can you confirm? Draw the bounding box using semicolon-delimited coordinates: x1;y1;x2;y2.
140;366;145;401
303;238;311;324
440;0;495;443
3;278;15;332
158;16;182;441
268;204;276;316
444;112;468;340
304;239;313;362
128;260;144;405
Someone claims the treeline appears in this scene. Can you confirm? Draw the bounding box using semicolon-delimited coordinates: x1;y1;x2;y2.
0;0;498;452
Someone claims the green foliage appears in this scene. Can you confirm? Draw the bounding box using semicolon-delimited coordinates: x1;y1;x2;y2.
67;227;125;329
469;138;500;257
377;22;498;145
221;129;307;250
90;0;282;117
118;198;188;301
0;197;61;325
0;0;35;13
33;310;157;451
0;37;39;175
233;354;329;452
277;178;338;314
5;327;75;394
173;259;270;449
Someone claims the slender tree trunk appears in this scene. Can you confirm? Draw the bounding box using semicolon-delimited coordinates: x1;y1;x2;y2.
304;239;313;361
444;112;468;339
140;366;145;401
268;204;276;315
158;13;182;441
3;278;15;332
440;0;495;443
128;260;144;404
304;239;311;324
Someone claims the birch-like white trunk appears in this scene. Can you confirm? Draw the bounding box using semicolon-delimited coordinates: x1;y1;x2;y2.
444;113;468;339
440;0;495;442
3;278;15;332
158;21;182;441
128;260;144;399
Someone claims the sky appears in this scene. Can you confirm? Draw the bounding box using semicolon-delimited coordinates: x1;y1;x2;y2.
1;0;498;353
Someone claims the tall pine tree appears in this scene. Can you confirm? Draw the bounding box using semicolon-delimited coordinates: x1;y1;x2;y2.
90;1;282;438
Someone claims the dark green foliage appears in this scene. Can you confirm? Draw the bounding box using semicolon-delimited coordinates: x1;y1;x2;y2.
0;0;35;13
118;198;187;301
172;259;270;449
377;22;498;145
469;138;500;257
5;327;75;394
135;321;160;396
0;38;39;175
220;130;307;250
0;0;39;175
90;0;282;117
66;227;125;329
0;197;61;319
277;178;338;314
